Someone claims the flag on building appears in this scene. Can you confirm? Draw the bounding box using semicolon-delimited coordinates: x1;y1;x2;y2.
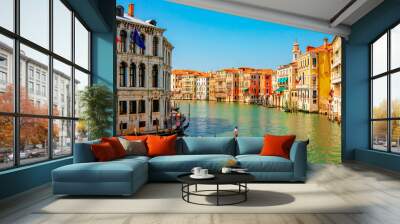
131;29;145;49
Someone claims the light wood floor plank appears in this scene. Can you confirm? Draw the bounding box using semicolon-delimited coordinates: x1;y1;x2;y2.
2;163;400;224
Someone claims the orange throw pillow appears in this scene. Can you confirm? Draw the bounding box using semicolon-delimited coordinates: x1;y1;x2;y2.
146;135;177;157
260;134;296;159
101;137;126;158
91;142;117;162
124;135;149;142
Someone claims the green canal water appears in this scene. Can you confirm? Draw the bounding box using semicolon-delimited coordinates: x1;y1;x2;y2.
177;100;341;164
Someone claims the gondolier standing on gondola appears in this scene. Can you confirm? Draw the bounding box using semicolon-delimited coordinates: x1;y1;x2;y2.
176;113;181;129
234;126;239;138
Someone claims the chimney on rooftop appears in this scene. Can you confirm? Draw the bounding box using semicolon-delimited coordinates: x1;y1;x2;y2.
323;38;328;47
128;3;134;17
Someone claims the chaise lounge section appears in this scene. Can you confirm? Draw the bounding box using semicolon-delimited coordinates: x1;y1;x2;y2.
52;137;307;196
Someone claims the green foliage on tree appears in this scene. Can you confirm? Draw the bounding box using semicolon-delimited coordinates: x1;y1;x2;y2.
79;84;113;140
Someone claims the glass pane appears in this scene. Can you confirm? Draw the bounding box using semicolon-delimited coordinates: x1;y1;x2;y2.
372;121;388;151
53;119;72;157
372;33;387;76
391;24;400;70
53;59;72;117
74;18;89;70
372;76;387;119
20;0;49;49
0;0;14;31
0;35;14;112
53;0;72;60
74;69;89;118
75;120;88;143
391;72;400;117
20;44;49;115
391;120;400;153
0;116;14;170
20;117;49;165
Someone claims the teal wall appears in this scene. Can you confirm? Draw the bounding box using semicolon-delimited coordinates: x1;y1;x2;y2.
344;0;400;171
91;0;116;136
0;0;116;200
0;158;72;199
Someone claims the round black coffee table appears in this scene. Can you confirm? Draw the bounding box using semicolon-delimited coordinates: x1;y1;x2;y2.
177;173;255;206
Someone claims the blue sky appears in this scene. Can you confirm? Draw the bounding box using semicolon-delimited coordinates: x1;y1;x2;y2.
117;0;333;71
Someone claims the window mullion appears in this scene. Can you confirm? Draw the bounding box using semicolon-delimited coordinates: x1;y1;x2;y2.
388;30;391;152
0;0;87;170
71;10;76;155
14;0;21;167
48;0;54;160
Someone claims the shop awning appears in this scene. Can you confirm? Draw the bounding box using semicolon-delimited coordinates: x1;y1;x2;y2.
278;77;288;83
275;87;287;93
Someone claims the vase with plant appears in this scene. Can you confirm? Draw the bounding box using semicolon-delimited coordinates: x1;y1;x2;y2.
79;84;113;140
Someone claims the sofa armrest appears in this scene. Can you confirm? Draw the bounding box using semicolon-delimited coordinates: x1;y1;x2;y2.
289;141;307;181
73;140;100;163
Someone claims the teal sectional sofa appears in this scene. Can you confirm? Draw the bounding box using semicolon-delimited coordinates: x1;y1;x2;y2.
52;137;307;196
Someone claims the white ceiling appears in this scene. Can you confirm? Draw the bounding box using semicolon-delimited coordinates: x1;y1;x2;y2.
228;0;352;22
169;0;384;37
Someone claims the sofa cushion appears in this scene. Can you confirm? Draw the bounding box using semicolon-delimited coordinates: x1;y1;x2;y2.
177;137;236;155
236;155;293;172
91;142;118;162
236;137;264;155
101;137;127;158
118;137;147;156
149;154;235;172
124;135;149;142
147;135;177;157
53;157;148;183
260;134;296;159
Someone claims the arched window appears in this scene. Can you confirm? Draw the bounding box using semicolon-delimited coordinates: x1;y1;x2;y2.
152;36;159;56
119;62;127;87
120;30;127;53
129;63;136;87
129;31;136;54
152;65;158;88
140;34;146;55
139;63;146;87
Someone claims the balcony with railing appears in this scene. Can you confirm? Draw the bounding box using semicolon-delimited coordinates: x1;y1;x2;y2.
331;70;341;84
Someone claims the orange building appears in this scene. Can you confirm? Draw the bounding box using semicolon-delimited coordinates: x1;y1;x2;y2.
237;67;259;103
259;69;274;106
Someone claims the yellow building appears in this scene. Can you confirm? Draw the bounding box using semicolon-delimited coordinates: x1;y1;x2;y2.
171;70;200;100
225;69;240;102
214;70;229;101
330;36;342;121
315;39;332;114
181;75;197;100
208;72;216;101
296;38;331;113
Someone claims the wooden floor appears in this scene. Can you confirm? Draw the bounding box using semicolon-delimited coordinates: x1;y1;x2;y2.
1;162;400;224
